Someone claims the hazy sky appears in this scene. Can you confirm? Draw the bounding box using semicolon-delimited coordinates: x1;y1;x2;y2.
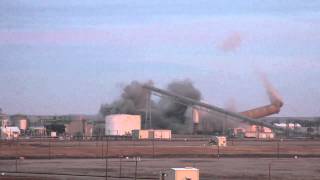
0;0;319;116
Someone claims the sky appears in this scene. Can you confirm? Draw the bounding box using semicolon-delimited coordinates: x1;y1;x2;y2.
0;0;319;116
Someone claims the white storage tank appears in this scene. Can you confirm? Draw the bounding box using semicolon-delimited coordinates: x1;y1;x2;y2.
105;114;141;136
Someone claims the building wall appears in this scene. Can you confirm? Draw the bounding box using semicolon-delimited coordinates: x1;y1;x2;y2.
132;130;149;139
132;129;172;139
65;119;93;137
152;130;172;139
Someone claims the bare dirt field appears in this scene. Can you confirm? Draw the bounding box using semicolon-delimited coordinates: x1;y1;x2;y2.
1;138;320;159
1;138;320;179
1;158;320;180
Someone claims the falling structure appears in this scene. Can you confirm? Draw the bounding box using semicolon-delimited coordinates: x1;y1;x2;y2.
142;83;288;135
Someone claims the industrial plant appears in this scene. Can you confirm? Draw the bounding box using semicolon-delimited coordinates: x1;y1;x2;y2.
1;78;320;180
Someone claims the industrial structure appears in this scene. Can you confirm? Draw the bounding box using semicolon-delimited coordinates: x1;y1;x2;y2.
0;126;20;139
142;84;289;136
65;118;93;137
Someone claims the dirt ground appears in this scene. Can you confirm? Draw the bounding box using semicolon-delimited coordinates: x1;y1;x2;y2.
1;158;320;180
1;139;320;159
1;139;320;179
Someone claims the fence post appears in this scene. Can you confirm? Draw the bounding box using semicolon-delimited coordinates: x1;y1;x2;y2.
134;157;138;180
152;138;155;158
119;156;122;178
101;140;104;159
277;141;280;159
106;137;109;157
105;158;108;180
49;138;51;159
15;158;18;172
268;162;271;180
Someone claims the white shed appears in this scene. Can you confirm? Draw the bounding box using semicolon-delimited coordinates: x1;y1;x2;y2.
163;167;199;180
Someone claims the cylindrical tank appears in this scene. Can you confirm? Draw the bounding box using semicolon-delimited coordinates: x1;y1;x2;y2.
192;109;200;123
105;114;141;136
19;119;28;130
192;108;200;134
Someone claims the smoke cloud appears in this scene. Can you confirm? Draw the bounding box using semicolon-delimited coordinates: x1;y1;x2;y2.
100;79;203;133
100;77;278;134
99;80;153;115
218;32;242;52
258;71;284;107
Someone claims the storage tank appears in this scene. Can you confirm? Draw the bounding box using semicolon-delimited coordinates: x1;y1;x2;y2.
192;108;200;134
105;114;141;136
19;119;28;130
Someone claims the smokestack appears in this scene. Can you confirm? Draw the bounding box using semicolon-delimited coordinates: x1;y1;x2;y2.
192;108;200;134
240;72;284;119
259;72;284;107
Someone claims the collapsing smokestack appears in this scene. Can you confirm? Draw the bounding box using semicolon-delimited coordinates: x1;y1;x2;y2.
192;108;200;134
260;73;283;107
240;73;283;119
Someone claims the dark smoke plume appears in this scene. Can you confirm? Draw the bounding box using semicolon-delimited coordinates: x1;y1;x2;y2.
99;80;153;115
100;79;202;133
155;79;202;133
100;79;241;133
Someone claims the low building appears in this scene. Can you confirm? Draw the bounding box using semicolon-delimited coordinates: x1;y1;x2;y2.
105;114;141;136
132;129;150;139
10;115;29;131
65;119;93;137
244;125;275;139
162;167;199;180
132;129;171;140
0;126;20;139
274;123;302;129
0;111;9;127
29;126;47;136
233;125;275;139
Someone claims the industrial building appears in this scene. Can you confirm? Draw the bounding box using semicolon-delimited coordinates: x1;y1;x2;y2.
29;126;47;136
0;109;9;127
143;82;286;137
132;129;172;140
105;114;141;135
65;119;93;137
0;126;20;139
232;125;275;139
